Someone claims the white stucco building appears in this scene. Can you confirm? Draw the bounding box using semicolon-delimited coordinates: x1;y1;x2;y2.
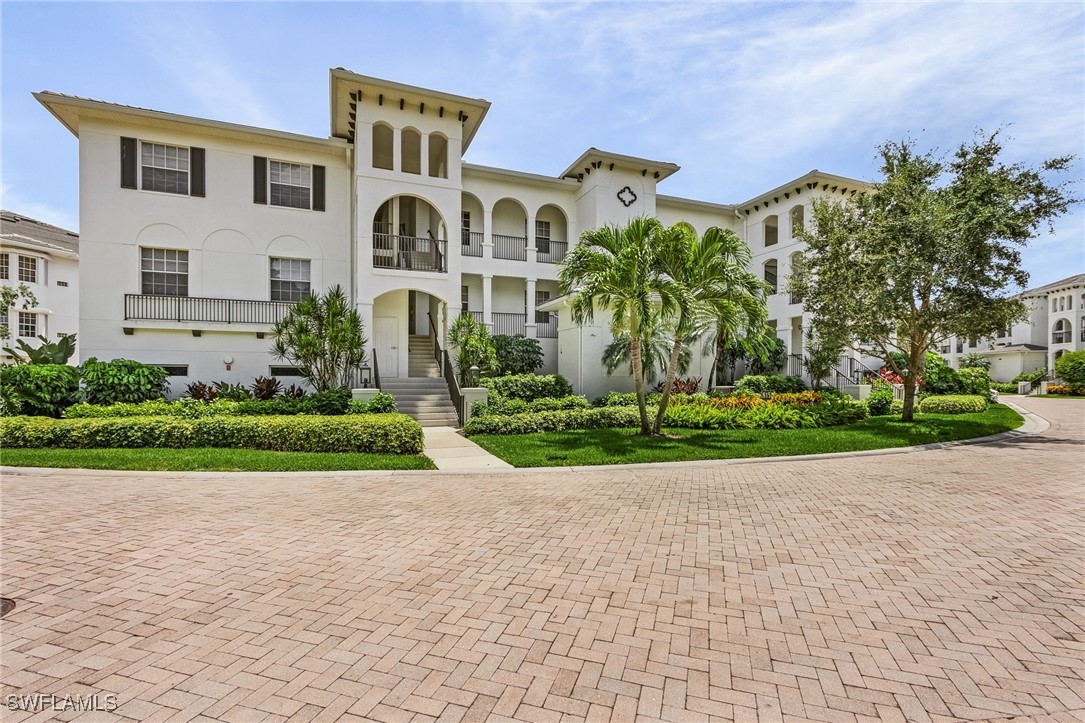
0;211;80;364
37;68;875;408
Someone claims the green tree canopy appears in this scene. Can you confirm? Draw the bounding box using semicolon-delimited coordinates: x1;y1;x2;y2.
791;132;1076;420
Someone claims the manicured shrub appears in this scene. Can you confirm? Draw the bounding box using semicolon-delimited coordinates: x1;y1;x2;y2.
1;413;424;454
651;376;702;394
492;335;545;375
955;367;991;397
309;388;351;415
480;374;573;401
81;358;169;405
593;391;663;407
0;364;82;417
472;394;589;418
866;389;894;416
1012;368;1047;385
212;381;252;402
922;356;960;395
916;394;987;414
734;375;806;394
991;382;1019;394
1055;350;1085;386
464;406;643;435
347;392;398;414
767;391;825;406
1046;383;1085;396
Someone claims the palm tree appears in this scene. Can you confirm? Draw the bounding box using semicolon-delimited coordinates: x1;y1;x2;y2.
601;316;695;384
653;226;768;433
559;217;679;435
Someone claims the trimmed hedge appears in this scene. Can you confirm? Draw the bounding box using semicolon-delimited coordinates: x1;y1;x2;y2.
991;382;1019;394
1047;383;1085;396
734;375;807;394
472;394;589;418
465;406;643;435
1;413;423;454
66;392;398;419
479;374;573;401
866;388;894;416
0;364;81;417
916;395;987;414
593;391;662;407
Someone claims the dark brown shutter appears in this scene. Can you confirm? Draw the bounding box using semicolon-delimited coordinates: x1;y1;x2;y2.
190;147;205;197
253;156;267;204
121;137;137;189
312;165;325;212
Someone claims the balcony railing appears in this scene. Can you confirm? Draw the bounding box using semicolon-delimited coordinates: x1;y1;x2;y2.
537;240;568;264
459;310;484;324
461;231;483;258
536;313;558;338
493;234;527;261
492;312;527;337
124;294;293;324
373;233;447;272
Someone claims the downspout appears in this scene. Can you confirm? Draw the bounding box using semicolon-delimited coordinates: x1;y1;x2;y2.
347;144;357;305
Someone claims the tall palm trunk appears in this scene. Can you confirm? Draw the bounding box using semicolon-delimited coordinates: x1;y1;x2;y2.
653;332;685;434
710;329;728;389
629;335;652;435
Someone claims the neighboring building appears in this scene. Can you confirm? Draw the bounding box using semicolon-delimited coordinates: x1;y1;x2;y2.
36;68;871;401
0;210;80;364
941;273;1085;381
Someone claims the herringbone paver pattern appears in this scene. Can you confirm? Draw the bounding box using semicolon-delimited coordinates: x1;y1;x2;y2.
2;397;1083;722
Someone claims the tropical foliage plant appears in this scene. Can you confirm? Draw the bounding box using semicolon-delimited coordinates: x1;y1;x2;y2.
271;285;367;392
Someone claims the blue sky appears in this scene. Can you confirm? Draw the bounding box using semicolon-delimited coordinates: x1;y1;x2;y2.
3;1;1082;289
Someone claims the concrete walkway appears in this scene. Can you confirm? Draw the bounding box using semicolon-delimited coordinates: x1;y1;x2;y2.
422;425;513;470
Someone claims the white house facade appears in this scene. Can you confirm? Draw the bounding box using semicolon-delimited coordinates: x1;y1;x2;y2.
37;68;875;406
0;211;80;363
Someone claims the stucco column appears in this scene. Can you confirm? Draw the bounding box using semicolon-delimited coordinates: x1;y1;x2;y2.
525;278;537;337
357;301;375;359
482;275;493;330
482;208;494;261
392;128;401;173
420;133;429;177
567;219;577;256
526;215;537;265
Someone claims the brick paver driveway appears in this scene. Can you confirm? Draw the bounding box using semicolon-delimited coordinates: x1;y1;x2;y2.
2;398;1083;723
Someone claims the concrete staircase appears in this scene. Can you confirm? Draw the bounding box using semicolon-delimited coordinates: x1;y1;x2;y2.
379;335;460;427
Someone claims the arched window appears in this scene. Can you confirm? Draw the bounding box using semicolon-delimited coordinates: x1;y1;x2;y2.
764;259;778;294
401;128;421;175
1052;298;1058;312
764;215;778;247
428;133;448;178
789;205;805;237
1080;315;1085;343
372;123;393;170
1052;318;1071;344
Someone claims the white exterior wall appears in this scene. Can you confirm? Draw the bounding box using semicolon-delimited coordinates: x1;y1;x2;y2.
0;246;80;362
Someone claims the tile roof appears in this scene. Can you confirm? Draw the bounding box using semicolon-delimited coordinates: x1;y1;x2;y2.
1022;273;1085;296
0;210;79;255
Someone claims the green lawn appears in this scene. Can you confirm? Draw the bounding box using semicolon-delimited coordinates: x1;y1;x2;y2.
0;447;436;472
471;404;1023;468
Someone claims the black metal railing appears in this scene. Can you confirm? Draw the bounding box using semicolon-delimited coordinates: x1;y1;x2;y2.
493;234;527;261
787;353;804;377
430;313;464;426
461;230;483;257
373;233;447;272
372;349;381;389
537;240;568;264
764;271;778;294
492;312;527;337
124;294;293;324
459;310;484;324
536;313;558;338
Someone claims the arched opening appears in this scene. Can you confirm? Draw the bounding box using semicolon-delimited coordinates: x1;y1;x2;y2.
764;258;778;294
1052;318;1071;344
788;252;803;305
461;193;484;257
764;215;779;247
535;204;569;264
371;287;450;380
428;133;448;179
372;196;447;272
789;205;805;237
492;198;528;261
401;128;421;175
372;123;393;171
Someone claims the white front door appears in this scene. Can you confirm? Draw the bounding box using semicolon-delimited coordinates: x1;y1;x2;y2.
374;316;399;378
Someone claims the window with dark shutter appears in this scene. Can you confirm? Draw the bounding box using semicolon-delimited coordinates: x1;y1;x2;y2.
121;137;138;189
190;148;206;197
312;165;325;212
253;156;268;204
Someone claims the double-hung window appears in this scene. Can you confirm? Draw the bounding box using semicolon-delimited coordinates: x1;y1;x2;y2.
461;285;469;314
0;252;8;280
270;161;311;209
270;258;311;302
140;248;189;297
17;255;38;283
141;142;190;195
17;311;37;338
535;290;551;324
535;220;551;254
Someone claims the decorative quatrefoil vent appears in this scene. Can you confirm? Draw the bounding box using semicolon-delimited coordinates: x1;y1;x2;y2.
617;186;637;207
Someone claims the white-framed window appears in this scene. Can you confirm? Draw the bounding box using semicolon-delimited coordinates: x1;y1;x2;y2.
461;285;469;313
535;220;551;253
269;161;311;209
140;247;189;297
535;290;551;324
270;258;311;302
17;255;38;283
0;312;9;336
0;252;8;280
141;142;189;195
17;311;37;338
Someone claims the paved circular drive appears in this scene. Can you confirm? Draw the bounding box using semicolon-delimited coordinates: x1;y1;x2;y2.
2;397;1082;722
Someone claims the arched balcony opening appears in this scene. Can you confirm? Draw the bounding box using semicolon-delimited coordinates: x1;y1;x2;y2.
764;258;778;294
428;133;448;179
460;193;484;258
789;205;805;237
372;196;447;273
535;204;569;264
492;198;528;261
401;128;421;175
372;123;393;171
764;215;779;247
1052;318;1071;344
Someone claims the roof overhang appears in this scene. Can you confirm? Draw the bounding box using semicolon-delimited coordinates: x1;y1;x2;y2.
559;148;680;182
329;68;491;151
34;92;349;157
737;169;870;215
0;236;79;259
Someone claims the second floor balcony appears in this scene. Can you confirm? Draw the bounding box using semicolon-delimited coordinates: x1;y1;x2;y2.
373;233;447;273
124;293;292;325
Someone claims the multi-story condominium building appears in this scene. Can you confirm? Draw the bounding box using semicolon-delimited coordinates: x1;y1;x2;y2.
36;68;874;405
940;273;1085;380
0;211;80;363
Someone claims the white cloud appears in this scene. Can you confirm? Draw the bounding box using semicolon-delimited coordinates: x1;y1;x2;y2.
0;183;78;232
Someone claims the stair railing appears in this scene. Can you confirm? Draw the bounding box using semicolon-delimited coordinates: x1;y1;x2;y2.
372;349;380;390
429;313;465;426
